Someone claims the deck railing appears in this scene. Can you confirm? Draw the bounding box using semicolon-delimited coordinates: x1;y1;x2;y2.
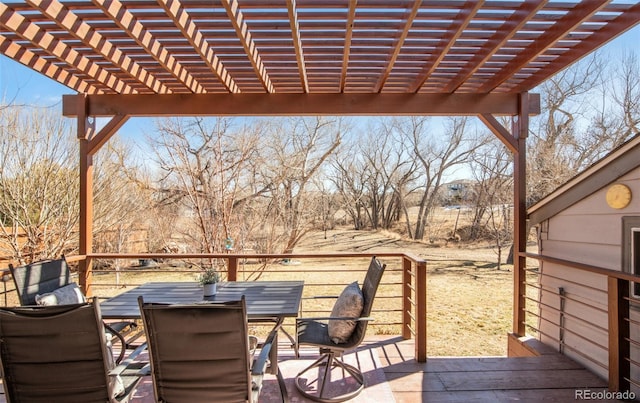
521;252;640;393
4;252;428;362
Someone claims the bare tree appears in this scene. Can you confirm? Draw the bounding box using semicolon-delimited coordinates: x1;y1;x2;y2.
399;116;488;240
150;117;261;257
258;117;342;253
610;52;640;142
359;119;419;230
92;140;151;245
330;143;368;230
528;51;640;205
469;140;513;267
331;118;419;234
0;105;78;263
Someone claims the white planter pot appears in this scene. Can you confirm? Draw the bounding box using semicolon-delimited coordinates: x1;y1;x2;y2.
203;283;217;297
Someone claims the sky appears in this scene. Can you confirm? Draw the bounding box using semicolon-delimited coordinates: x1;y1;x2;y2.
1;23;639;145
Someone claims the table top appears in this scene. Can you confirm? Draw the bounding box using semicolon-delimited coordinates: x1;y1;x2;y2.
100;281;304;320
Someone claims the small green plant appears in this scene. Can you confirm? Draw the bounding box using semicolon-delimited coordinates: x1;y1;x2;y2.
197;268;220;285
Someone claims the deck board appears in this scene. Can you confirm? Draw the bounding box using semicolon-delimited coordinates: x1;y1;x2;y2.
0;335;626;402
366;336;622;403
438;368;606;390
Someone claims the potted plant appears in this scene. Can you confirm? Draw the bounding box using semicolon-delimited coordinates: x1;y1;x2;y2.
198;268;220;297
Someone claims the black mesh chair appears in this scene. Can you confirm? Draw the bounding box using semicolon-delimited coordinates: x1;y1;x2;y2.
294;256;386;402
138;295;288;403
9;257;138;362
0;298;147;403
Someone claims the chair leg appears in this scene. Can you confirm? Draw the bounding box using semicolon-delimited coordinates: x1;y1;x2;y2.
294;350;365;403
275;367;290;403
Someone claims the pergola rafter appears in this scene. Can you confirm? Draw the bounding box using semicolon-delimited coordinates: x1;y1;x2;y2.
26;0;170;94
1;1;635;95
286;0;309;93
479;0;610;92
0;2;133;93
339;0;357;93
513;1;640;92
93;0;205;93
374;0;422;93
158;0;239;93
0;35;100;93
221;0;274;93
442;0;546;93
409;0;484;93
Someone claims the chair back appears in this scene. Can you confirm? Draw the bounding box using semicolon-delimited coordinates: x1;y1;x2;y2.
9;258;71;305
349;257;386;346
0;300;112;403
138;296;253;403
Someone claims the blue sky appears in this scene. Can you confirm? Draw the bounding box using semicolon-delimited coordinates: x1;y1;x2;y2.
1;24;638;144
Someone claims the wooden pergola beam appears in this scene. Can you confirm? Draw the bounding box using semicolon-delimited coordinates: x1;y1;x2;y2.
221;0;273;93
0;2;134;93
94;0;205;93
479;0;608;92
286;0;309;93
27;0;170;94
62;93;541;118
158;0;239;93
0;34;100;94
443;0;546;93
374;0;421;93
339;0;357;93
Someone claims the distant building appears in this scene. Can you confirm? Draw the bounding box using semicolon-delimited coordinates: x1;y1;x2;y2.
441;180;474;205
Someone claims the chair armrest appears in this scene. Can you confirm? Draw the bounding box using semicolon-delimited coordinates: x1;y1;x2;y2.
105;320;137;334
302;295;339;300
251;338;272;376
109;342;148;377
104;322;128;364
297;316;373;322
138;363;151;376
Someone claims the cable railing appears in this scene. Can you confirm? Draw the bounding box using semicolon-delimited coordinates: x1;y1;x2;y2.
521;252;640;394
3;252;428;362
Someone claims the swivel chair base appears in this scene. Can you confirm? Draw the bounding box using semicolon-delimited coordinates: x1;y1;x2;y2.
294;349;365;403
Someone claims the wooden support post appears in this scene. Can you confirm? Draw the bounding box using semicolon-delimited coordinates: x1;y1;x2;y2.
415;260;427;362
512;92;528;336
228;256;238;282
77;95;95;296
76;99;127;296
402;256;412;340
608;277;630;392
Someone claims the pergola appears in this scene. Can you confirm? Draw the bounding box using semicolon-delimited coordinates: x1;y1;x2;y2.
1;0;639;360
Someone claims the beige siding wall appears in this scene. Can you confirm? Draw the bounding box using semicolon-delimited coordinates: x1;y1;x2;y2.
537;170;640;381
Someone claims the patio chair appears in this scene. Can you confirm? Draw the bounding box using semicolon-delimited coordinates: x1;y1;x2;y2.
9;257;138;362
294;256;386;402
138;295;288;403
0;298;148;403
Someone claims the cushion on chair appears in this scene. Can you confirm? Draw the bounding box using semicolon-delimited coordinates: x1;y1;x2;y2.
328;281;364;344
35;282;86;305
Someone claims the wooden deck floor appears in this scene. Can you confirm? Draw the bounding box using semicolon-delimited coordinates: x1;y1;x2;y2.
364;336;619;402
0;335;623;402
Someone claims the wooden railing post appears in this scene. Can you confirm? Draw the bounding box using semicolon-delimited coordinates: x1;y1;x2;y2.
416;260;427;362
608;276;630;392
402;256;412;340
227;256;238;282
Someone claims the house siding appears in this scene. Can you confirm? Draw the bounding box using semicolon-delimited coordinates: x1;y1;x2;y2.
536;170;640;383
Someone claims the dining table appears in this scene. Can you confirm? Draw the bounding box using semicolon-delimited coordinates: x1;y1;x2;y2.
100;280;304;374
